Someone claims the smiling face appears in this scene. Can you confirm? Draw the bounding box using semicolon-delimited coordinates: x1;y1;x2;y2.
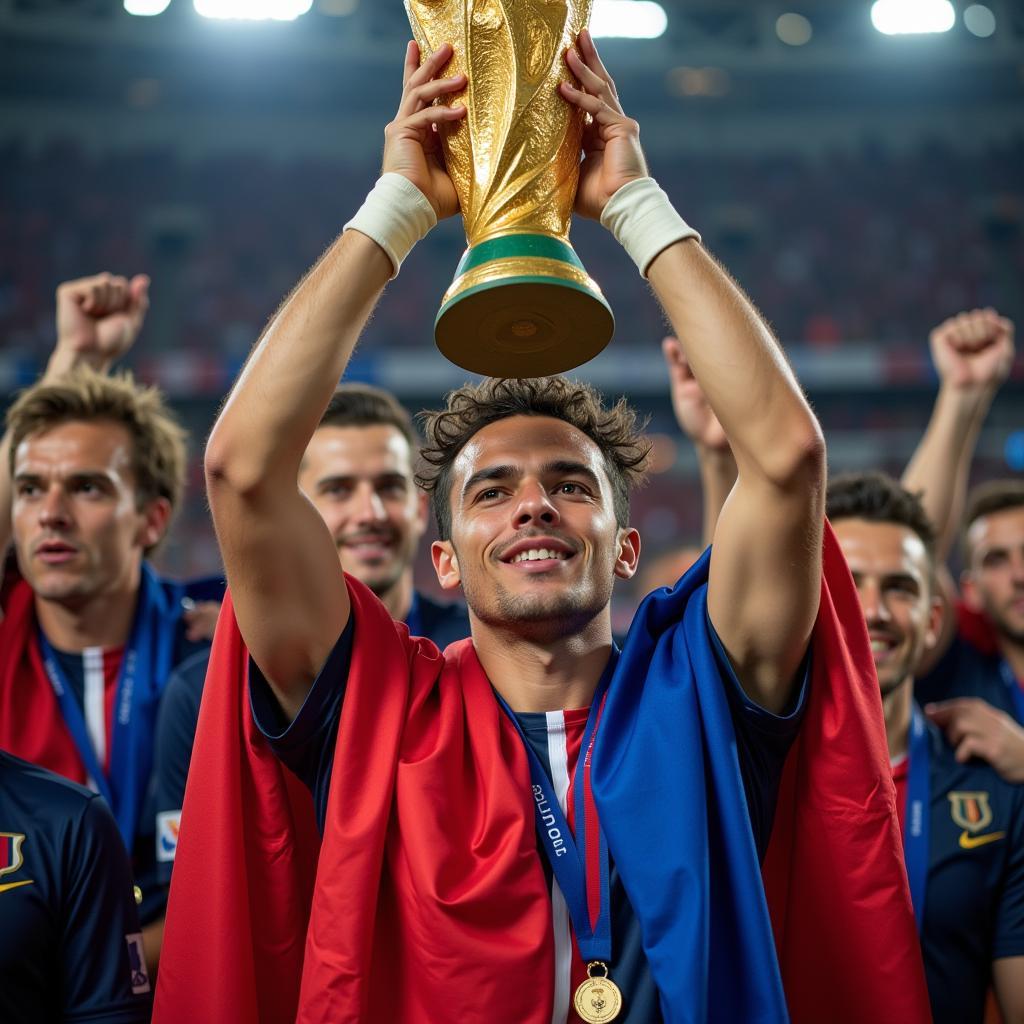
12;420;168;608
833;517;942;695
298;423;427;599
963;506;1024;646
431;415;640;642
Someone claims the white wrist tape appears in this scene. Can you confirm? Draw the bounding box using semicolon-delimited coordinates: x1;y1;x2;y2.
600;177;701;277
344;173;437;278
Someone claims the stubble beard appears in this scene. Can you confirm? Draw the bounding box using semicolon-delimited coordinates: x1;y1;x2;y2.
465;574;612;643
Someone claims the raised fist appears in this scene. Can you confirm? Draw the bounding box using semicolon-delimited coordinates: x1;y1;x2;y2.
929;308;1015;394
55;273;151;370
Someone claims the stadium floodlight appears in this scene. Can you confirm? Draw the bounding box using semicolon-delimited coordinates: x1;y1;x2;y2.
870;0;955;35
124;0;172;14
591;0;668;40
194;0;312;19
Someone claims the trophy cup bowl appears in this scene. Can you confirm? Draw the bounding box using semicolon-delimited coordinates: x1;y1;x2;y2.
405;0;614;378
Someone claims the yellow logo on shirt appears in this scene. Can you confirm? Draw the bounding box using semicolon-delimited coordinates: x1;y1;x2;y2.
959;830;1006;850
0;880;33;895
0;832;33;892
948;791;993;833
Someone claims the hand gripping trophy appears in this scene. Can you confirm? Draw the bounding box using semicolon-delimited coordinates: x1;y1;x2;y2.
405;0;614;377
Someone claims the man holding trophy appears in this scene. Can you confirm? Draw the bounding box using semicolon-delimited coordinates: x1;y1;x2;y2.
155;11;929;1024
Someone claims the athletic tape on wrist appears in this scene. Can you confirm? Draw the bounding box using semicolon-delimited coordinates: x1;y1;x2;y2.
600;177;701;277
344;173;438;278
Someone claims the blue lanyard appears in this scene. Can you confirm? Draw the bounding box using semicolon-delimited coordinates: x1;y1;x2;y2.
1000;661;1024;725
494;674;614;963
36;565;180;847
903;704;931;934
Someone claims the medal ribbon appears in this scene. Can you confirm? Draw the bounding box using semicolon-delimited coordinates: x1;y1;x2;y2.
902;704;931;934
495;670;614;962
999;660;1024;725
37;565;182;847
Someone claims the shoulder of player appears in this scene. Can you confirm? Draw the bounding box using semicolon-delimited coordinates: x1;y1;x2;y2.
414;590;468;623
165;646;211;702
0;749;101;819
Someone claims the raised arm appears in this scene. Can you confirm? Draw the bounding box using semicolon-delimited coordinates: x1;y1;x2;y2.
562;31;824;712
1;273;150;568
662;336;736;550
902;308;1014;562
204;42;465;721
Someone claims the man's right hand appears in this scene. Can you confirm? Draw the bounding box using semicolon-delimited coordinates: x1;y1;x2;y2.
929;307;1015;398
662;336;729;452
382;41;467;221
51;273;151;375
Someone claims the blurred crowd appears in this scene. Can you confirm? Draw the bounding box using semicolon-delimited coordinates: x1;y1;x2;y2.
2;138;1022;363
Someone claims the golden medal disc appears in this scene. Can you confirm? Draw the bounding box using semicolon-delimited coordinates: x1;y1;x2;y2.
573;961;622;1023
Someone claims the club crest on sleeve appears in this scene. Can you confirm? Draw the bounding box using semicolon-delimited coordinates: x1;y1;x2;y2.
0;832;26;877
125;933;151;994
156;810;181;863
948;791;993;833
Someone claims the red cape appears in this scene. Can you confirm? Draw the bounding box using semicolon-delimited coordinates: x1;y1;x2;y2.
0;578;90;783
762;525;930;1022
156;531;929;1023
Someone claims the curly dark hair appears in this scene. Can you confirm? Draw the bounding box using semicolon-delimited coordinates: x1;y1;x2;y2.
826;471;937;562
417;377;651;540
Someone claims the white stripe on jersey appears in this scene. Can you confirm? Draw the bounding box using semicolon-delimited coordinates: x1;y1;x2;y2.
545;711;573;1024
83;646;105;792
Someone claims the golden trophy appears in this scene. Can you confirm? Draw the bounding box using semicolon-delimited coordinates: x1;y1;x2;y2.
405;0;614;378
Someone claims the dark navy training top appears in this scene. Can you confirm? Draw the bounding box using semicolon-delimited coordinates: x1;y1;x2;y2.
895;721;1024;1024
0;750;152;1024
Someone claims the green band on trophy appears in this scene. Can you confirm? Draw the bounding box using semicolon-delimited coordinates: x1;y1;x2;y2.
453;234;586;277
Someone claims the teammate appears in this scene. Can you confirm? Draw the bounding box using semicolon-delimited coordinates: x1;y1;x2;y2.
0;273;223;971
0;749;152;1023
157;32;927;1024
151;382;467;879
828;472;1024;1024
900;308;1024;780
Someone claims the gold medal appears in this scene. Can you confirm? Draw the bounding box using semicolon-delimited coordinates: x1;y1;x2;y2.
573;961;622;1023
133;885;143;906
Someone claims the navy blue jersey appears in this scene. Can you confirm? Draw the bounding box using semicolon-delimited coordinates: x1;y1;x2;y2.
152;590;469;884
0;750;151;1024
895;721;1024;1024
250;608;806;1024
916;631;1023;723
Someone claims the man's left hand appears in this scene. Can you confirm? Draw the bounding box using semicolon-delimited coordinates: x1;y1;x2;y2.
560;29;648;221
926;698;1024;784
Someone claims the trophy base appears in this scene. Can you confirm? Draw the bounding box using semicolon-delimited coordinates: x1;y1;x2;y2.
435;234;614;378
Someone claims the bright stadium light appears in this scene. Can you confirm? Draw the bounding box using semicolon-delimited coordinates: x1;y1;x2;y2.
870;0;955;35
194;0;312;19
124;0;172;15
591;1;668;40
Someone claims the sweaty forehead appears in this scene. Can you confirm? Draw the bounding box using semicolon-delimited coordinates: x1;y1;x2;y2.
303;424;413;476
14;421;134;477
834;518;929;577
452;416;605;484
